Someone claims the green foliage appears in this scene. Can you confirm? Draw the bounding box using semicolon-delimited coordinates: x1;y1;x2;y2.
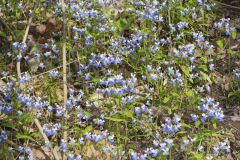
0;0;239;159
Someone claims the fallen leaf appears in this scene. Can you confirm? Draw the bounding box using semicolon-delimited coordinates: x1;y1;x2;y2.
36;24;46;35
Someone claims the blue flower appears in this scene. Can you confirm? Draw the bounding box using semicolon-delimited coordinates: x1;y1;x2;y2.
17;55;22;62
43;123;61;136
213;147;219;156
209;64;215;71
233;69;240;80
49;70;59;79
177;22;188;30
165;139;173;147
190;114;198;122
20;72;31;83
85;73;91;81
108;135;114;144
0;131;8;144
44;142;50;150
130;151;138;160
162;115;182;134
76;155;82;160
12;42;20;50
17;3;24;10
60;139;67;153
68;154;75;160
18;146;24;153
135;107;141;117
44;51;52;57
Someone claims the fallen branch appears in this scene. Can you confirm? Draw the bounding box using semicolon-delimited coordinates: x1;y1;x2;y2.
1;57;81;81
214;1;240;10
61;0;68;159
14;1;61;159
16;16;33;89
34;118;61;160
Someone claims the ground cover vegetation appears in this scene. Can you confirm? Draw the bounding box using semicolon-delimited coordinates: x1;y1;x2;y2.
0;0;240;159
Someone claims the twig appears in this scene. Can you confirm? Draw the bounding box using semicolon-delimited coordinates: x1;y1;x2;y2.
61;0;68;159
214;1;240;10
34;118;60;160
16;16;33;89
14;1;61;159
1;57;81;81
16;1;39;88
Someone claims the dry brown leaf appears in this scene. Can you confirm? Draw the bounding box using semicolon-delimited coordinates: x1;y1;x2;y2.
86;144;100;158
36;24;46;35
31;148;51;160
219;154;234;160
0;114;7;120
56;88;64;102
47;18;57;28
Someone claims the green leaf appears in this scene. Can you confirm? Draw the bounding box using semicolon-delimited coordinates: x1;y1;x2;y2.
62;125;69;130
121;111;135;119
106;117;127;122
119;19;128;30
189;153;204;160
171;91;180;98
186;90;194;97
217;40;223;49
182;122;191;128
213;122;217;129
167;108;172;115
189;78;194;83
202;129;220;137
0;144;9;159
231;31;237;39
199;65;208;72
16;133;34;141
176;131;187;135
212;119;217;129
163;97;170;103
159;155;168;160
81;125;93;134
163;78;168;86
200;71;212;84
228;90;240;98
182;136;188;141
82;111;93;117
0;31;7;38
31;132;42;138
181;66;190;77
195;121;201;128
19;113;34;124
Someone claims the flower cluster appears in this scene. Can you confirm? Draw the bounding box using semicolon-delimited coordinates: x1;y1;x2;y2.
132;0;164;23
0;101;13;115
19;72;31;83
214;18;235;36
0;131;8;144
161;114;182;134
43;123;61;136
191;97;224;123
233;68;240;80
12;42;27;53
88;53;122;69
98;73;137;96
212;139;231;156
130;137;174;159
49;70;60;79
109;32;144;55
173;44;195;58
85;130;109;143
17;147;35;160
